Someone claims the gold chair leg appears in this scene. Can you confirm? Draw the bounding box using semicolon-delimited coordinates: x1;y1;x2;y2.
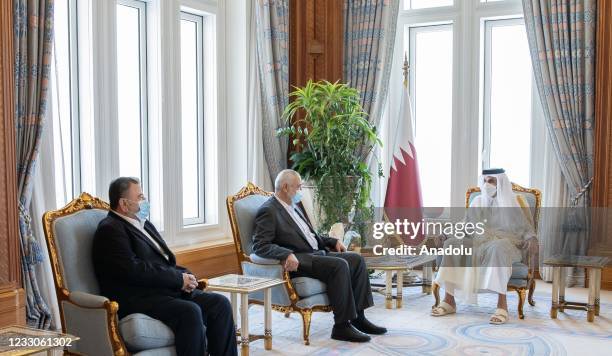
517;289;526;320
432;282;440;309
528;279;536;306
301;309;313;346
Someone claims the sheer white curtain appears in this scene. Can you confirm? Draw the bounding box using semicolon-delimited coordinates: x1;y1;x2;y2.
246;0;273;191
530;91;570;283
29;104;62;331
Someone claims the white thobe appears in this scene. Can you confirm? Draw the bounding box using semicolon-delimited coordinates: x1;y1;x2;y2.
434;196;532;303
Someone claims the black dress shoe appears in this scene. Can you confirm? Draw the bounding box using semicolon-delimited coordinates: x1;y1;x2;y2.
331;323;371;342
351;317;387;335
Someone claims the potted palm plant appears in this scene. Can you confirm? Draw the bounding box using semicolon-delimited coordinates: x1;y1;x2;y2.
277;80;382;246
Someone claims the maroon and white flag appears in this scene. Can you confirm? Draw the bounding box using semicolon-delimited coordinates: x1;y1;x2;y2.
384;81;423;245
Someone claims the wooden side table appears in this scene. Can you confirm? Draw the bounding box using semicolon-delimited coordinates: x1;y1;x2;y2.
202;274;285;356
0;325;78;355
544;255;610;322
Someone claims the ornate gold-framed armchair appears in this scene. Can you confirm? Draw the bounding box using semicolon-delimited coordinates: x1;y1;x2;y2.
432;183;541;319
227;183;332;345
43;193;177;355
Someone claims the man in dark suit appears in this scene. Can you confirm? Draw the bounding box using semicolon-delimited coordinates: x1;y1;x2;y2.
93;177;237;356
252;169;387;342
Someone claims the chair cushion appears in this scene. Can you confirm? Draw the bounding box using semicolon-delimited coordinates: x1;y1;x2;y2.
119;313;175;352
291;277;327;297
508;278;528;288
511;262;529;280
296;293;330;309
133;347;176;356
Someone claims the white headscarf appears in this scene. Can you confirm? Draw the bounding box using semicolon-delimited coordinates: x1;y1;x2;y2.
469;172;535;240
477;172;519;208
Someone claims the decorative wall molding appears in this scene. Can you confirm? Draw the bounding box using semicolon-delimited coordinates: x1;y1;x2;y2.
288;0;344;158
289;0;344;88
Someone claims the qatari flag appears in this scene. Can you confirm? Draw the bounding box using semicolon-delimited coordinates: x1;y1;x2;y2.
384;79;424;246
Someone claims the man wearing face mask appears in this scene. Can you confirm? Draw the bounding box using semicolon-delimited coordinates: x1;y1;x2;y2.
251;169;386;342
431;168;537;325
93;177;237;356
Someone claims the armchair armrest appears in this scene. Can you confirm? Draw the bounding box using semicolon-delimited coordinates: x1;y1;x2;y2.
60;291;128;356
69;291;110;308
249;253;281;265
241;261;293;306
521;236;540;278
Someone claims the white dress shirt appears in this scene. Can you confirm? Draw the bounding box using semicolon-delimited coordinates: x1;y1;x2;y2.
114;211;169;260
275;196;319;250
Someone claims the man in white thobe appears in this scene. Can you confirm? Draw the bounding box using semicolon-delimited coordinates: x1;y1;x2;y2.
431;168;536;324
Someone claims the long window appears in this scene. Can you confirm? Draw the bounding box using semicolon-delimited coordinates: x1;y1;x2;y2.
408;24;453;208
49;0;223;247
116;0;149;192
50;0;80;207
397;0;543;207
180;12;206;226
482;18;533;186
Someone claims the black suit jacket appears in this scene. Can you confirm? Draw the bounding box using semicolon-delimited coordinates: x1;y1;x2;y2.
251;197;338;269
93;211;188;316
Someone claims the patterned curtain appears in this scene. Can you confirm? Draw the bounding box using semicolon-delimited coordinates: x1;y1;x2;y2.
255;0;289;180
14;0;54;329
522;0;596;264
343;0;400;130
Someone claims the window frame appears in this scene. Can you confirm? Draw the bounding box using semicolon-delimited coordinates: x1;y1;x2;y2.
405;0;455;11
407;23;454;137
481;16;527;172
406;23;454;209
49;0;242;249
180;11;206;226
391;0;537;208
51;0;82;205
67;0;82;197
116;0;150;196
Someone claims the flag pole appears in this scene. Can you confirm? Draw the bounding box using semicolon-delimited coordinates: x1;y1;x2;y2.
403;52;409;88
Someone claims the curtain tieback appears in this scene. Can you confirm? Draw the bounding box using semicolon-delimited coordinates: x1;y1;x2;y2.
18;202;44;265
571;177;594;206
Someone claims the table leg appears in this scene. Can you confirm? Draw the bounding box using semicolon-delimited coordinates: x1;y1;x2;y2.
231;292;238;331
559;267;566;312
385;270;393;309
594;268;601;316
396;270;403;309
264;288;272;350
240;293;249;355
551;267;559;319
423;263;433;294
587;268;596;322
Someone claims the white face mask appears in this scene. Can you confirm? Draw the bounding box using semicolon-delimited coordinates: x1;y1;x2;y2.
483;183;497;198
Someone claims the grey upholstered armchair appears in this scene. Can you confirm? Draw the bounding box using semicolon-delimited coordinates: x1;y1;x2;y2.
43;193;178;355
227;183;332;345
432;183;541;319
